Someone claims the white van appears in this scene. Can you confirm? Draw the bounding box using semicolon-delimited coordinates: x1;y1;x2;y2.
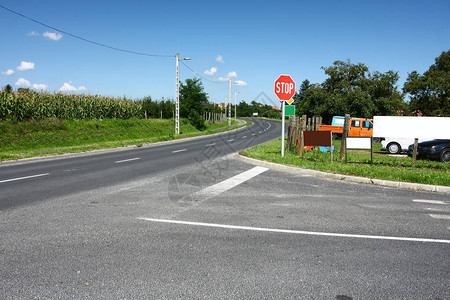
381;138;431;154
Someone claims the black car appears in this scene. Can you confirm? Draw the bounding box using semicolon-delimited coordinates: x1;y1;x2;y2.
407;139;450;163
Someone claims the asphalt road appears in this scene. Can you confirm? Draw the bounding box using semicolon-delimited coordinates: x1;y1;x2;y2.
1;118;449;299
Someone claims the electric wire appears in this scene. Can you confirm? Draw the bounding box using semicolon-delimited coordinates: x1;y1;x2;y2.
0;4;174;58
180;60;228;84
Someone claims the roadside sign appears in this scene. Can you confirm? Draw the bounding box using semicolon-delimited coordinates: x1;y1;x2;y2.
286;98;295;105
274;75;296;101
275;74;296;157
285;105;295;116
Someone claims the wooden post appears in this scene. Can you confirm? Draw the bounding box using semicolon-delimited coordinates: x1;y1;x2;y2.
339;114;350;161
330;131;333;164
298;115;307;157
287;117;293;151
293;117;299;148
301;131;305;159
412;138;419;166
307;118;311;131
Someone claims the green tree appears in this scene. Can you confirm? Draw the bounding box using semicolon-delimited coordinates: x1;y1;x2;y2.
4;84;13;94
296;60;406;123
403;50;450;116
180;78;208;130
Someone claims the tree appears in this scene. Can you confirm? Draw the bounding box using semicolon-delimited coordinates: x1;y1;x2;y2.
296;60;406;123
4;84;13;94
403;50;450;116
180;78;208;130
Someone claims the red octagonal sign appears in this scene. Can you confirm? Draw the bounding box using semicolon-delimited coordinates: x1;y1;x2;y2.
274;75;296;101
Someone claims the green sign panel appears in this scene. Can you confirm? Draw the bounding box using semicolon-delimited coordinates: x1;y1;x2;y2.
285;105;295;116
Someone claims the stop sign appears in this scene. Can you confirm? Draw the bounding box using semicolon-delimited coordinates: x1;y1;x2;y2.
274;75;296;101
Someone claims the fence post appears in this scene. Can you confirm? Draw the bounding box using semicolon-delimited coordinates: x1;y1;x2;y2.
412;138;419;166
339;114;350;161
298;115;307;157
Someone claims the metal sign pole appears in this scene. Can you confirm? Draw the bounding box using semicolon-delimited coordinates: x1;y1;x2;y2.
281;101;285;157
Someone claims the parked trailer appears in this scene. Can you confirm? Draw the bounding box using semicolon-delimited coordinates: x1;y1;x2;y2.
373;116;450;157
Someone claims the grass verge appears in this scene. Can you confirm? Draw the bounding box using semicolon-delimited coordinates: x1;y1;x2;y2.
240;138;450;187
0;118;242;161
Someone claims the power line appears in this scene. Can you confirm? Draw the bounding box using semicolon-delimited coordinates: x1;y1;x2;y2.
180;60;228;84
0;3;174;58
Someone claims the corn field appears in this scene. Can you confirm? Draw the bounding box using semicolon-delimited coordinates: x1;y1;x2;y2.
0;90;143;121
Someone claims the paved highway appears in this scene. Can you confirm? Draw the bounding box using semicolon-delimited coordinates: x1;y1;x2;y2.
1;118;449;299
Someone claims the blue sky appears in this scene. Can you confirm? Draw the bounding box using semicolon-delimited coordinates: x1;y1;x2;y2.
1;0;449;107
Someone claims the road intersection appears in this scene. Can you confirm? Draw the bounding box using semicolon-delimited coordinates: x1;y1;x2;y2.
1;119;449;299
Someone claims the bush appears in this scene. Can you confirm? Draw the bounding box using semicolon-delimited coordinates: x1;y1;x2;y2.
188;111;206;131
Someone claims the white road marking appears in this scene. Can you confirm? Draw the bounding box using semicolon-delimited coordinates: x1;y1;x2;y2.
228;139;235;142
137;218;450;244
429;214;450;220
259;131;262;133
115;157;140;164
206;143;216;147
0;173;50;184
172;149;187;153
241;136;247;139
193;166;268;199
252;133;256;136
413;199;447;205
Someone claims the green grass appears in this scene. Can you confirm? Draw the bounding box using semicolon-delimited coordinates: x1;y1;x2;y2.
241;138;450;187
0;118;242;161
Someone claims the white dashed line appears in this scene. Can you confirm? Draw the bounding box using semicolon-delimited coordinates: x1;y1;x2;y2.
115;158;140;164
429;214;450;220
138;218;450;244
242;136;247;139
413;199;447;205
0;173;50;184
206;143;216;147
172;149;187;153
228;139;234;142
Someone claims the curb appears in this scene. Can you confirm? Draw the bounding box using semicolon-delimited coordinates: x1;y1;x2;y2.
234;153;450;194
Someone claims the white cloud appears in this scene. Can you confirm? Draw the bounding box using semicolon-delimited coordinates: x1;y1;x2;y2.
28;31;40;36
217;71;238;82
59;82;87;92
216;55;224;64
234;80;247;86
204;67;217;76
17;61;35;71
32;83;48;90
43;31;63;41
217;76;229;82
1;69;15;76
227;71;237;78
15;78;31;87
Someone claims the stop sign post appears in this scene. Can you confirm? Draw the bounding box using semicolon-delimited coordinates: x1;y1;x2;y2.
274;75;296;157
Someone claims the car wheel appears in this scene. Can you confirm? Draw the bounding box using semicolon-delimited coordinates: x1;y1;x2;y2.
373;137;381;143
387;142;401;154
440;148;450;163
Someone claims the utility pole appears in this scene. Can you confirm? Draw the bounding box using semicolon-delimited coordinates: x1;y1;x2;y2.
228;78;232;126
234;89;239;121
175;53;190;135
175;53;180;135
